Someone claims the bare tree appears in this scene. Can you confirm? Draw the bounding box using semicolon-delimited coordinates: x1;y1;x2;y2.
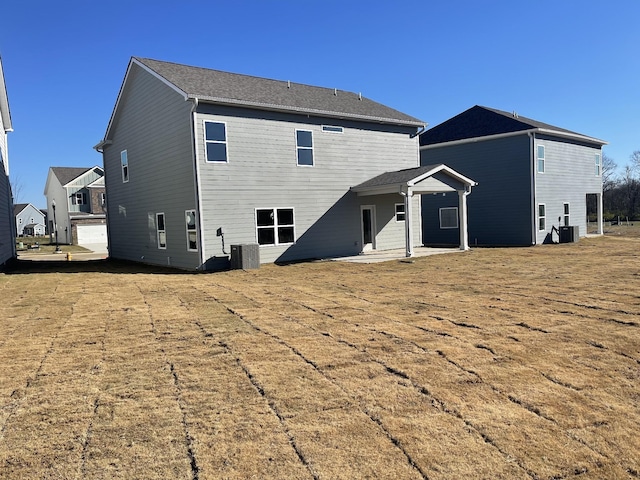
602;153;618;192
630;150;640;174
10;174;24;204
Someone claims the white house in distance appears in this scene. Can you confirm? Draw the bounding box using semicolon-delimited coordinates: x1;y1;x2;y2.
43;166;107;248
14;203;46;236
94;57;476;270
0;55;15;268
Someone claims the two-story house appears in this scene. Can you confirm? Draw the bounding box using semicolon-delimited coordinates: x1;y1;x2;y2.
419;106;606;246
43;166;107;248
14;203;46;236
0;56;15;267
94;57;476;270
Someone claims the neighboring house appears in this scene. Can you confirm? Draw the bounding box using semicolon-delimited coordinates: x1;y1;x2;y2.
419;106;606;247
43;166;107;247
0;56;14;267
14;203;46;236
94;57;476;270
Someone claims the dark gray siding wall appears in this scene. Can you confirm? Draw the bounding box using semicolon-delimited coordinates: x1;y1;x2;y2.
534;135;602;244
194;105;419;264
421;135;533;246
103;64;198;269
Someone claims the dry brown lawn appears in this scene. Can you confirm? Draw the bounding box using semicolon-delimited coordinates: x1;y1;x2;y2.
1;231;639;479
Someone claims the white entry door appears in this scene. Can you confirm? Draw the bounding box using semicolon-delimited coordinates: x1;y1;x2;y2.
360;205;376;251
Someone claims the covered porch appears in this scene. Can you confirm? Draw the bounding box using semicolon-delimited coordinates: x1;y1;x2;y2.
351;164;477;257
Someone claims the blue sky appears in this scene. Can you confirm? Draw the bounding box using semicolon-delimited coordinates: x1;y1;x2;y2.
1;0;638;208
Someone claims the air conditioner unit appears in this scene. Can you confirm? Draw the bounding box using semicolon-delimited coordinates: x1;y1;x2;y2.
230;244;260;270
559;226;579;243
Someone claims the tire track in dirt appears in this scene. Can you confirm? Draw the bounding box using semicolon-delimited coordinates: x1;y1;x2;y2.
200;284;531;479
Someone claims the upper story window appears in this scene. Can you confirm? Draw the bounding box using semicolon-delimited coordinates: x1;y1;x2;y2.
205;121;228;162
121;150;129;183
595;154;601;176
395;203;406;222
538;204;546;231
72;192;87;205
156;213;166;249
101;192;106;206
296;130;314;166
537;145;545;173
256;208;295;246
322;125;343;133
439;207;459;229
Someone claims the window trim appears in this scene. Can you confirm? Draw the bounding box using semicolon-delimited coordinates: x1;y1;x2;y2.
538;203;546;231
537;145;545;173
255;207;296;246
204;120;228;163
295;129;314;167
322;125;343;134
439;207;459;229
121;150;129;183
72;192;87;205
595;153;601;176
185;209;198;252
101;192;106;206
563;202;570;227
395;203;406;222
156;212;167;250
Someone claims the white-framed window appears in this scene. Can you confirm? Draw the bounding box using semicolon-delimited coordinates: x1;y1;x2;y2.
439;207;458;229
538;204;546;231
563;203;570;226
204;121;228;162
595;154;601;176
256;208;295;246
72;192;87;205
537;145;545;173
121;150;129;183
101;192;106;206
296;130;314;166
395;203;406;222
322;125;343;133
156;213;166;249
185;210;198;251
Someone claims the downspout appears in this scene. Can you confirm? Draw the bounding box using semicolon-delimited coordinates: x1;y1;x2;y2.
400;186;413;257
189;97;206;268
528;131;536;245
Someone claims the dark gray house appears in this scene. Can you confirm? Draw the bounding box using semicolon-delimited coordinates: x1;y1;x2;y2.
420;106;606;247
0;56;14;267
94;57;476;270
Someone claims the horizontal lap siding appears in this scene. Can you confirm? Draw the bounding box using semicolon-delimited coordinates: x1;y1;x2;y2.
195;106;419;264
103;64;197;269
535;136;602;244
0;127;13;266
421;135;533;246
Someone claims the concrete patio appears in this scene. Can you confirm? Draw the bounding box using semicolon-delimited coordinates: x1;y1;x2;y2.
331;246;464;263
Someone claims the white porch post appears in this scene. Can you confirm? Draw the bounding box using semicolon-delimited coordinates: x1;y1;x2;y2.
405;188;413;257
458;189;469;250
597;192;604;235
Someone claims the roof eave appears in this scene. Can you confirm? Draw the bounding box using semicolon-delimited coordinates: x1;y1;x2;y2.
535;128;608;146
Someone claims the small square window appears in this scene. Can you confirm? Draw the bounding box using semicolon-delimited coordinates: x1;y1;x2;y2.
439;207;458;229
256;208;295;245
395;203;405;222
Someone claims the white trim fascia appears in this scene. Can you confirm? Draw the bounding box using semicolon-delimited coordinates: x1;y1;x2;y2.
420;129;538;151
62;165;104;187
192;95;425;128
0;57;12;132
86;177;105;188
535;128;608;146
409;164;477;188
353;185;404;196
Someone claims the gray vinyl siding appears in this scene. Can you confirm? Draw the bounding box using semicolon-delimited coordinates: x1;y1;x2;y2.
421;135;533;246
195;105;419;264
0;130;14;266
103;63;197;269
534;135;602;244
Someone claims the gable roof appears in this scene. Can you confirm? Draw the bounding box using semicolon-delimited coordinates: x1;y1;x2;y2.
118;57;423;130
0;56;11;132
420;105;606;147
13;203;29;215
51;167;93;186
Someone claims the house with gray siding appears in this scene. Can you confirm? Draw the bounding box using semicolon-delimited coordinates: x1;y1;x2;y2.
14;203;46;236
420;106;606;247
0;56;15;268
43;166;107;247
94;57;476;270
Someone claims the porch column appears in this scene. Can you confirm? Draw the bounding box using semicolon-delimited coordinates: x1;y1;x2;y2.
458;189;469;250
597;192;604;235
405;188;413;257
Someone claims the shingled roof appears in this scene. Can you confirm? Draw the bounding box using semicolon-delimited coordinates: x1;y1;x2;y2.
133;57;424;127
51;167;93;186
420;106;606;147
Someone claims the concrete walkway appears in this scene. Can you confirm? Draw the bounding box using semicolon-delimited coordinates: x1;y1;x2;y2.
332;246;464;263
